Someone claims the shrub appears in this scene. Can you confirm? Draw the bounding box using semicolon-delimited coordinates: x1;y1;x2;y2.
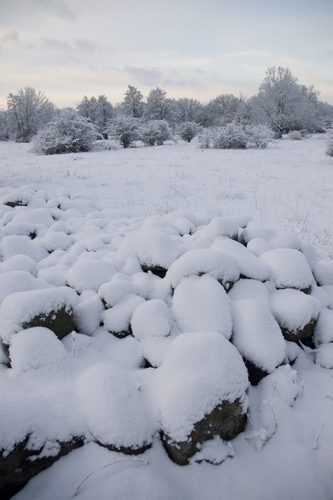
326;131;333;157
106;116;141;148
176;121;202;142
288;130;302;140
139;120;173;146
32;110;100;155
198;123;274;150
245;124;275;149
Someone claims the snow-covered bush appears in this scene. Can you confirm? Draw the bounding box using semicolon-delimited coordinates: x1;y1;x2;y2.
176;121;202;142
32;110;100;155
138;120;173;146
106;116;141;148
198;123;273;150
326;130;333;157
288;130;302;140
245;124;275;149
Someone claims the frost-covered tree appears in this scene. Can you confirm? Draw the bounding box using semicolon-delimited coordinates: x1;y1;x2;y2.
252;67;321;136
77;95;113;136
138;120;173;146
7;87;56;141
32;109;100;155
106;115;141;148
96;95;114;136
143;87;169;121
172;98;202;124
121;85;145;118
176;121;201;142
316;101;333;129
203;94;240;126
0;110;9;140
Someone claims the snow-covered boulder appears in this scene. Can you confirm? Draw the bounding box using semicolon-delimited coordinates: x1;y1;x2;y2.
9;327;69;376
270;289;321;343
0;287;78;344
0;270;48;305
65;258;116;293
172;274;233;339
0;235;49;263
156;332;249;464
231;299;286;384
102;294;145;337
213;237;271;282
131;299;172;341
166;248;239;291
117;229;183;277
75;362;154;453
259;248;314;291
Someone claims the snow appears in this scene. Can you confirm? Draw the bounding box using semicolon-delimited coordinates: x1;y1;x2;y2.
155;331;249;442
313;307;333;345
172;274;233;339
315;343;333;369
0;137;333;499
0;270;48;304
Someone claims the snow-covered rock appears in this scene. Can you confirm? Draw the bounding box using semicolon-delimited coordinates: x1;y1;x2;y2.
131;299;172;341
259;248;314;291
166;248;239;290
270;289;321;342
155;331;249;464
0;286;78;343
172;274;233;339
231;299;285;382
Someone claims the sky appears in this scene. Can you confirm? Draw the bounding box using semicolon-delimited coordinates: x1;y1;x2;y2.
0;0;332;109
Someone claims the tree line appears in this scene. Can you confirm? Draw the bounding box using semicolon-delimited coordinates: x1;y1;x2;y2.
1;66;333;144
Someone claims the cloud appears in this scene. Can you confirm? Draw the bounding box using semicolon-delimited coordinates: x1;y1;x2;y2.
74;39;98;53
32;0;77;22
42;38;71;51
123;66;163;86
0;30;20;53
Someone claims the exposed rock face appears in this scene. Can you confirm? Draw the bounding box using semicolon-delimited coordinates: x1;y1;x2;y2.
0;437;84;500
162;398;247;466
22;306;74;340
243;358;269;386
97;440;151;456
280;320;317;343
141;264;167;278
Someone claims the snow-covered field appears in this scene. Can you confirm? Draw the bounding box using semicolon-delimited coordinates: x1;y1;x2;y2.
1;134;333;258
1;135;333;500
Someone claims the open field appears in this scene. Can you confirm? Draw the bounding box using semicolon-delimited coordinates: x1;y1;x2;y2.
1;134;332;258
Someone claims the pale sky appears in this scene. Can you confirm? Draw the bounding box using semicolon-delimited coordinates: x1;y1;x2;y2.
1;0;332;109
